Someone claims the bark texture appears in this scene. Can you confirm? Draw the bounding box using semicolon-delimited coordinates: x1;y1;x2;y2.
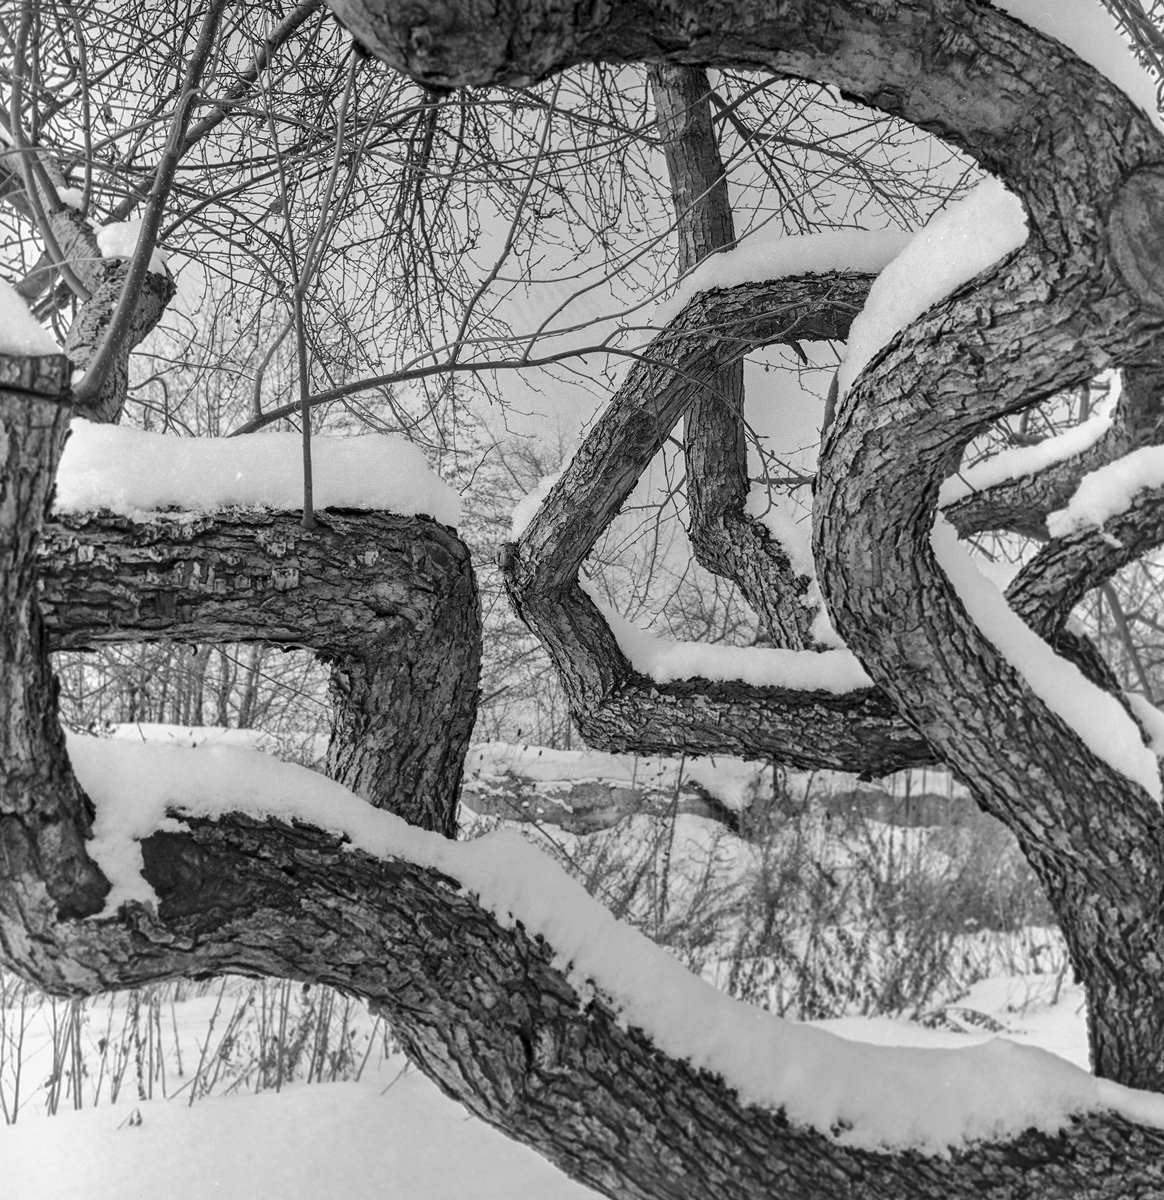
62;247;177;424
945;367;1164;540
38;507;480;836
499;274;1126;776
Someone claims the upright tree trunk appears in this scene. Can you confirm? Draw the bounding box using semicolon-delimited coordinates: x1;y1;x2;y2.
650;65;818;648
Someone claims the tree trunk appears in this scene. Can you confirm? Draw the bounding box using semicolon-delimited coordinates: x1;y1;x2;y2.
468;0;1164;1090
650;64;818;648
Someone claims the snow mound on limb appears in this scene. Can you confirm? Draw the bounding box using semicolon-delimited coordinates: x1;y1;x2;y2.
940;376;1120;507
584;579;871;692
837;177;1029;400
653;228;912;328
67;733;1164;1154
95;219;169;274
1046;445;1164;537
509;472;560;539
54;419;460;526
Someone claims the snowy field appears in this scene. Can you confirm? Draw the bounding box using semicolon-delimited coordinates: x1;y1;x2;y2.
0;973;1091;1200
1;1047;599;1200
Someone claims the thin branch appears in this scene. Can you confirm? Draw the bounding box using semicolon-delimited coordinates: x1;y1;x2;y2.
72;0;227;408
7;1;91;301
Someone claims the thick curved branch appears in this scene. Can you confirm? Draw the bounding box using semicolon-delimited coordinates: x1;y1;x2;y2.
115;813;1164;1199
37;507;480;836
797;15;1164;1088
345;0;1164;1095
5;793;1163;1198
11;2;1164;1194
502;266;1131;775
501;273;940;774
813;230;1164;1084
9;366;1162;1190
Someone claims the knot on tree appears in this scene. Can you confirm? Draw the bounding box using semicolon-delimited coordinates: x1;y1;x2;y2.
1109;166;1164;313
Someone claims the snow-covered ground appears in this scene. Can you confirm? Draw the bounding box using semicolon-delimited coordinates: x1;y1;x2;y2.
1;1050;600;1200
0;972;1091;1200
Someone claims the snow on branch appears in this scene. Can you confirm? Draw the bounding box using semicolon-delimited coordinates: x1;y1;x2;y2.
651;229;911;329
54;419;459;526
837;178;1028;400
583;579;870;693
66;731;1164;1155
940;378;1120;508
0;278;59;355
1047;445;1164;537
95;220;170;275
932;516;1161;800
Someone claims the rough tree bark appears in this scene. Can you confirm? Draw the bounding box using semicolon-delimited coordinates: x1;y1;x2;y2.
501;273;946;773
945;366;1164;540
37;507;480;835
9;2;1164;1197
471;0;1164;1093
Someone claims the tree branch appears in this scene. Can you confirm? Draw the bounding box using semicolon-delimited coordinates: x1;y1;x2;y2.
71;0;226;411
946;367;1164;539
38;506;480;836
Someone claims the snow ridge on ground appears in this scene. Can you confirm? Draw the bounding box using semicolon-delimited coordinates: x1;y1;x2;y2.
67;733;1164;1153
0;1064;601;1200
464;741;767;810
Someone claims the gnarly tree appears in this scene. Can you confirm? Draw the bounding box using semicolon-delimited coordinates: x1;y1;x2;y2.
480;0;1164;1096
9;2;1164;1199
7;353;1164;1200
1;0;481;828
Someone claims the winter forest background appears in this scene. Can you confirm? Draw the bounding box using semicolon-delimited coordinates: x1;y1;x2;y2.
7;1;1164;1196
